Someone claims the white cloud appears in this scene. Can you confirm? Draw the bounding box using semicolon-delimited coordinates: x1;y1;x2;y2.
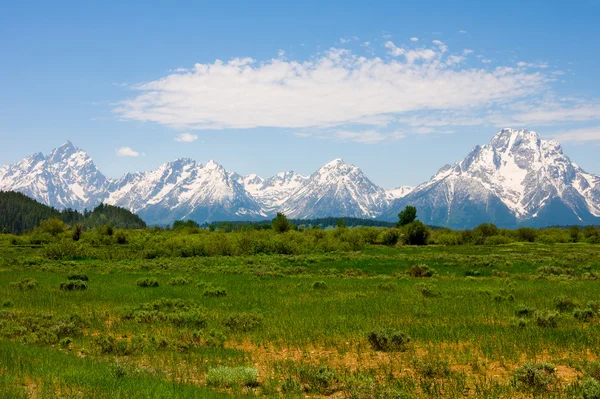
458;30;467;34
277;49;285;57
410;37;419;42
481;59;492;64
463;49;473;55
115;42;553;132
517;61;549;69
174;133;198;142
116;146;140;157
551;126;600;142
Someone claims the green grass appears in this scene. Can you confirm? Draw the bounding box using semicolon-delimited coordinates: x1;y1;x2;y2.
1;241;600;397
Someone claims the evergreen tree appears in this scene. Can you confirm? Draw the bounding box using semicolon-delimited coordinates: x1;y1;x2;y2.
397;205;417;227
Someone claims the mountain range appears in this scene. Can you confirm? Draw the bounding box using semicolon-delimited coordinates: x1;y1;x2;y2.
1;128;599;228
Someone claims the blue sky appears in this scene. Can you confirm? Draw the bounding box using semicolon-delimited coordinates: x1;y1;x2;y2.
1;0;599;188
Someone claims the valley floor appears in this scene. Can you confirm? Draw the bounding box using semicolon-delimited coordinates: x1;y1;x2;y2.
1;243;600;398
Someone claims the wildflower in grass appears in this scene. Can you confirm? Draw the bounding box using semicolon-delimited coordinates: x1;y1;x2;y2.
205;366;258;388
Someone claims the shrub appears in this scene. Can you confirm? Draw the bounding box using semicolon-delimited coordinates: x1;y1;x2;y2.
122;298;208;328
404;221;429;245
513;362;556;392
203;286;227;297
484;235;511;245
312;281;328;290
60;280;88;291
223;312;263;332
574;308;595;322
367;329;410;352
465;270;482;277
377;281;397;291
115;231;127;244
167;276;191;286
416;283;440;298
136;277;159;288
555;295;577;311
407;264;434;278
272;213;293;233
298;366;339;395
67;274;89;281
582;378;600;399
516;227;537;242
534;310;559;327
10;278;38;290
514;304;536;317
206;366;259;388
415;358;451;378
378;229;401;246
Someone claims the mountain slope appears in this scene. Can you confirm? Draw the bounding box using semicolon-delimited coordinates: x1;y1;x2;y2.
384;128;600;228
280;159;388;219
0;141;108;210
106;159;266;224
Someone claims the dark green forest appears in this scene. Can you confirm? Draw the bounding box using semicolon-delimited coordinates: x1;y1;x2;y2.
0;191;146;234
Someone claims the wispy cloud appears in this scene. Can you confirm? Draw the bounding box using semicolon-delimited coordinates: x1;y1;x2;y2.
114;38;598;140
116;146;140;157
174;133;198;142
296;129;406;144
410;37;419;42
551;126;600;142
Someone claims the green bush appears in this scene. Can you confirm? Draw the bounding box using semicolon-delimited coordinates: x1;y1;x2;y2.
378;229;401;246
367;329;410;352
312;281;328;290
415;358;451;378
136;277;159;288
514;304;536;317
202;286;227;297
377;281;397;291
404;221;429;245
298;366;339;395
167;276;191;286
59;280;88;291
10;278;38;290
484;235;512;245
513;362;556;392
223;312;263;332
555;295;577;311
582;378;600;399
534;310;559;328
574;308;595;322
67;274;88;281
407;264;434;277
416;283;440;298
205;366;259;388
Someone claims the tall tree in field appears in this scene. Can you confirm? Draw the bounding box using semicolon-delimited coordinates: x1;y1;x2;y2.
272;212;293;233
397;205;417;227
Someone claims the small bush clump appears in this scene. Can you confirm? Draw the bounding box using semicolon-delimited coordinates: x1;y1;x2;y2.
312;281;328;290
582;378;600;399
122;298;207;328
205;366;259;388
167;276;191;286
415;358;451;379
513;362;556;392
407;264;434;278
67;274;88;281
555;296;577;311
223;312;263;332
534;310;559;328
136;277;159;288
514;304;536;317
10;278;38;290
60;280;88;291
377;281;397;291
367;329;410;352
574;308;595;322
415;283;440;298
298;365;339;395
202;286;227;297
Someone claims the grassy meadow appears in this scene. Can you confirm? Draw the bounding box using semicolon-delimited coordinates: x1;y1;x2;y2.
1;226;600;398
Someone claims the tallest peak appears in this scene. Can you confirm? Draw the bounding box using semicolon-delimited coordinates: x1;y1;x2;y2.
490;128;540;150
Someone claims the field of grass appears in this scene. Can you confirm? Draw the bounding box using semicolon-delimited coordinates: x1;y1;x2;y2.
1;236;600;397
